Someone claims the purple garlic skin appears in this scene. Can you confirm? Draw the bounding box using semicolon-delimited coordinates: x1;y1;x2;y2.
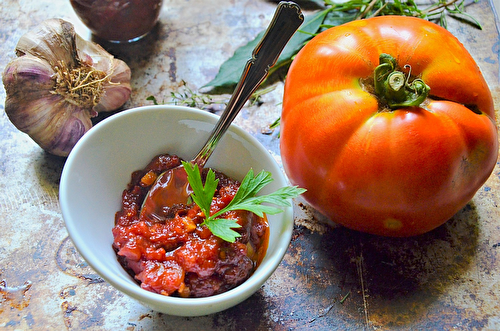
2;18;132;157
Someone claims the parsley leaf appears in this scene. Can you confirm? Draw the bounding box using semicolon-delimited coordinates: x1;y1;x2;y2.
185;162;218;214
182;161;306;243
203;218;242;243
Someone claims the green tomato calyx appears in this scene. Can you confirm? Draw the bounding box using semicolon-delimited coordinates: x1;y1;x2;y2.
374;53;430;109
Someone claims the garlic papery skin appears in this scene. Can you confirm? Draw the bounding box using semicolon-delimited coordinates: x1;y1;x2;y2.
2;18;132;157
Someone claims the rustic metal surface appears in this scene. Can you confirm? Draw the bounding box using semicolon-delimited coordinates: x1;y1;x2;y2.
1;0;499;330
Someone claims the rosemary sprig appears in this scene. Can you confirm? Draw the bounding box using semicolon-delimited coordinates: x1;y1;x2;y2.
343;0;482;29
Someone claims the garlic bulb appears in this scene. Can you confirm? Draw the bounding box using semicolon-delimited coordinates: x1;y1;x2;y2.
2;18;132;157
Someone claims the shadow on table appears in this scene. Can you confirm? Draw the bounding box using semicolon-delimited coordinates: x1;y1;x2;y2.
270;203;482;329
33;151;66;188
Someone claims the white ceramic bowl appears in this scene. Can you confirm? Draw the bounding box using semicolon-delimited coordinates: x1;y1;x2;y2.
59;105;293;316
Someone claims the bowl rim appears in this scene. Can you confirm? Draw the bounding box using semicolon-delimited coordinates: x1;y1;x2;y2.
59;105;293;315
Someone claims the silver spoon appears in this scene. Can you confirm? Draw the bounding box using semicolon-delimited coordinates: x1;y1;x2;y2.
140;1;304;222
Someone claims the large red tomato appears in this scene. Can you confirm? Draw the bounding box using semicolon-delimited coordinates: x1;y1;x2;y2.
280;16;498;237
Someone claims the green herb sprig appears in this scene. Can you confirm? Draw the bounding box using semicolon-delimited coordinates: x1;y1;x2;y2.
182;161;306;242
147;80;227;110
203;0;481;90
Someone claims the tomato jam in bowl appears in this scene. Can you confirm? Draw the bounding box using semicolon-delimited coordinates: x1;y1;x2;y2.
60;105;293;316
113;153;270;298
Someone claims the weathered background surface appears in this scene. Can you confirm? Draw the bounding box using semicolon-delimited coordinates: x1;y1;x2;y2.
1;0;499;330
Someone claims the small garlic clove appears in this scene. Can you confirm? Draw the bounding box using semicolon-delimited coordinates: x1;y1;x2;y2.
75;33;114;71
75;34;132;112
3;55;55;98
39;101;93;157
15;19;78;68
8;95;92;157
3;54;57;130
94;59;132;112
95;84;132;113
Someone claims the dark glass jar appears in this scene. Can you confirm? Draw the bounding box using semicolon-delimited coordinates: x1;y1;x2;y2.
70;0;163;43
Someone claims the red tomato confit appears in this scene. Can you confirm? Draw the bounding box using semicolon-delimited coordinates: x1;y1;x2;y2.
112;154;269;297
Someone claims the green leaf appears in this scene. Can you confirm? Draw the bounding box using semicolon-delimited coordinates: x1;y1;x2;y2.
215;185;307;218
203;9;330;89
250;186;306;208
204;218;242;243
202;33;262;89
322;8;358;27
146;95;160;105
268;8;332;77
182;161;218;215
232;169;273;202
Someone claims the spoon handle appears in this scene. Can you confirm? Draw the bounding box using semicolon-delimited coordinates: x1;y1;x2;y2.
193;1;304;167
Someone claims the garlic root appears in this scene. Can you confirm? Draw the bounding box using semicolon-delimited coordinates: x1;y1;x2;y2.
2;18;132;157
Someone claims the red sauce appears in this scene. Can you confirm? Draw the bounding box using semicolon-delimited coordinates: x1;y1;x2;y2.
70;0;163;42
112;154;269;297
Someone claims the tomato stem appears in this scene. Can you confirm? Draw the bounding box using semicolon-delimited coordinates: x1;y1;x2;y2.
374;54;430;109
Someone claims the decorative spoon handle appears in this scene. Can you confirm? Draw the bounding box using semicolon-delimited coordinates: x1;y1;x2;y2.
193;1;304;167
